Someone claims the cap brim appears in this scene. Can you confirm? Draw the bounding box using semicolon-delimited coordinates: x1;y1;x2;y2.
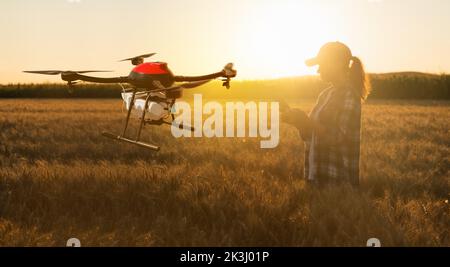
305;57;319;67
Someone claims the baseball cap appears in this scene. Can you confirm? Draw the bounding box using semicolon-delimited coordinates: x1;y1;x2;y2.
305;42;353;67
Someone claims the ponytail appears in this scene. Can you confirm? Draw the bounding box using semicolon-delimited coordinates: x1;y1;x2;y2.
349;56;371;101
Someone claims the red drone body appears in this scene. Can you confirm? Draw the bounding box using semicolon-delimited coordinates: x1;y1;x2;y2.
128;62;175;89
131;62;170;75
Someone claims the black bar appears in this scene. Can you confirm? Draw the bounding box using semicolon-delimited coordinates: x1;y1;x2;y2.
0;247;445;265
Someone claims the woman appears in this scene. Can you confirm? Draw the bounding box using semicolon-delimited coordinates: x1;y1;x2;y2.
284;42;370;186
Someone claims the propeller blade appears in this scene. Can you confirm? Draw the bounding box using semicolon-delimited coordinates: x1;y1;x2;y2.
119;53;156;62
23;70;112;75
75;70;113;74
23;70;63;75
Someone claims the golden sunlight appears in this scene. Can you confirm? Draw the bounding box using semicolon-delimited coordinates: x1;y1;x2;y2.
232;1;335;79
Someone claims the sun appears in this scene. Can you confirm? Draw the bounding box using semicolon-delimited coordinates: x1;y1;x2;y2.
232;1;335;79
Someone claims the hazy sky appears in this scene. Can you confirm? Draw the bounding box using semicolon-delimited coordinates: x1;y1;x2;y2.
1;0;449;83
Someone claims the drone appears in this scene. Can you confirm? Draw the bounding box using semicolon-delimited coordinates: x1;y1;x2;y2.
24;53;237;151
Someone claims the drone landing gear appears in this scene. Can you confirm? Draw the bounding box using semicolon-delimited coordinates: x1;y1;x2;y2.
101;88;195;151
102;120;194;151
102;131;160;151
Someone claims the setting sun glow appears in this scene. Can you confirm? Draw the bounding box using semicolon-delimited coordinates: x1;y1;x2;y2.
0;0;449;83
231;1;333;79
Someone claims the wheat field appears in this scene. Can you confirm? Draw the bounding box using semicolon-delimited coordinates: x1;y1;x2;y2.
0;99;448;246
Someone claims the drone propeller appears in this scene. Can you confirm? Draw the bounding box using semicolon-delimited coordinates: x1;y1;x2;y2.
119;53;156;62
23;70;112;75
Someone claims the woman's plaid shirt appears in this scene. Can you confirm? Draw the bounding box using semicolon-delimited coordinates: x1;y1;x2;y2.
304;86;361;186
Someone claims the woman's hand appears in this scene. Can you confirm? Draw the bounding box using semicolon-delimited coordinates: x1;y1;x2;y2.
281;106;310;128
280;103;313;141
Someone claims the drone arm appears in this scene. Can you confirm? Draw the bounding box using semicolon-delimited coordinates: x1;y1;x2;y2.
64;73;129;84
174;63;236;89
173;71;224;82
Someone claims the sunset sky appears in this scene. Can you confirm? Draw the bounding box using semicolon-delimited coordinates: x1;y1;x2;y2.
1;0;449;83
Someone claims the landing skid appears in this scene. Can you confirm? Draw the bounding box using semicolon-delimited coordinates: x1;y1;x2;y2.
102;120;195;151
102;131;160;151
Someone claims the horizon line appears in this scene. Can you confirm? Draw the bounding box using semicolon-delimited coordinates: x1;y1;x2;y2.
1;71;448;86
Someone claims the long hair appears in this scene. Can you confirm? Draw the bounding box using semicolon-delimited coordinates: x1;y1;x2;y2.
349;56;371;100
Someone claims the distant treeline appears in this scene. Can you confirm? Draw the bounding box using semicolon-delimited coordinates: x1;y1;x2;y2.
1;72;449;100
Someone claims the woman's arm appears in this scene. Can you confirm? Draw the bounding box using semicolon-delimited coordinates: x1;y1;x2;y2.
283;105;354;143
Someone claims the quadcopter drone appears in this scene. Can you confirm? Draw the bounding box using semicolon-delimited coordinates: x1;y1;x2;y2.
24;53;237;151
